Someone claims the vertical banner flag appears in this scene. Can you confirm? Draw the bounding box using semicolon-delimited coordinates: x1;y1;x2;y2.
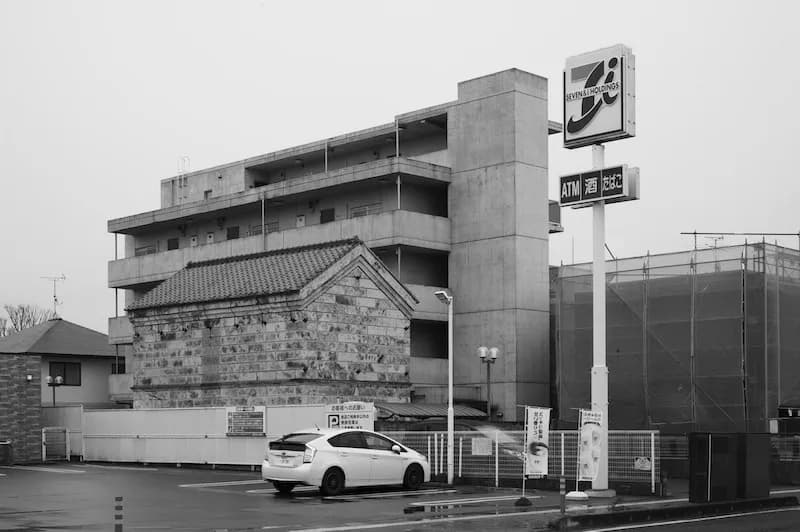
525;407;551;477
577;409;604;482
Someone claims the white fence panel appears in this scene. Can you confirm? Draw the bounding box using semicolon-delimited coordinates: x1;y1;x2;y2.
42;406;83;459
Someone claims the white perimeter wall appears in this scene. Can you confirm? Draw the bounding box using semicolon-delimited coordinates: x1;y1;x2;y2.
83;405;327;465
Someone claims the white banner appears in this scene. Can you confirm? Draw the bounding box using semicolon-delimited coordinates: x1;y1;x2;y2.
325;401;374;431
577;409;603;482
524;407;551;477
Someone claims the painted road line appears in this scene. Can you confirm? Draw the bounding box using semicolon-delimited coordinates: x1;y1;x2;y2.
322;489;458;500
771;488;800;494
407;494;541;506
246;486;319;494
0;466;85;474
585;506;800;531
81;464;159;471
179;479;265;488
284;507;562;531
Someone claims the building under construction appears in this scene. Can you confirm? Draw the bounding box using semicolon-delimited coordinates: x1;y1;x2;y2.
551;243;800;433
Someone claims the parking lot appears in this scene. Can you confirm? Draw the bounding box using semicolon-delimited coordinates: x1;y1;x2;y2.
0;463;566;531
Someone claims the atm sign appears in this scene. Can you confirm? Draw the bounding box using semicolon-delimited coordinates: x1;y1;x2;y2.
560;165;632;207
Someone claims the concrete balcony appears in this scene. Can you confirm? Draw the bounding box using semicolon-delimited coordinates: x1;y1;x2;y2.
108;316;133;345
109;210;451;289
109;373;133;403
109;158;450;234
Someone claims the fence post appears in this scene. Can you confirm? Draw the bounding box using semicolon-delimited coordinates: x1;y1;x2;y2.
66;428;71;460
440;432;445;475
433;433;439;475
650;431;656;494
41;428;46;462
561;432;565;477
495;430;499;488
427;436;431;469
458;437;463;478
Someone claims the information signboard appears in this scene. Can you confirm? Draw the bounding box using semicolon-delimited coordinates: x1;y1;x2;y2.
225;406;266;436
525;407;551;477
560;165;639;208
325;401;375;431
577;409;604;482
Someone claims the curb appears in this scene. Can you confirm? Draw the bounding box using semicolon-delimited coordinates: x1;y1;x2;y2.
549;496;799;530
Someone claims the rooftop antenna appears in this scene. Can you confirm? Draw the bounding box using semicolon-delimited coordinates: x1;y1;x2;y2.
41;274;66;317
705;235;724;248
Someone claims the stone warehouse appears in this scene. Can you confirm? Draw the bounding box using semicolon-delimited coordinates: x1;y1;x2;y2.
127;239;418;408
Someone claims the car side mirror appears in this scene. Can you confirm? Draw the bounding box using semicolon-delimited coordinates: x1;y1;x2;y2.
391;444;402;454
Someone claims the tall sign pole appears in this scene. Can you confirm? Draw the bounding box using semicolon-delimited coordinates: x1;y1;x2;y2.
561;44;638;496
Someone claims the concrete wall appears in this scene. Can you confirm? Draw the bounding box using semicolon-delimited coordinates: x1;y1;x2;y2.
130;267;411;408
39;356;115;406
448;69;551;422
0;355;42;463
161;162;247;208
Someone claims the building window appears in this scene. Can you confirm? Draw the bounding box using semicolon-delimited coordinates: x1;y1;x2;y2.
226;226;240;240
350;202;382;218
206;232;215;244
50;362;81;386
204;189;212;200
112;359;126;374
134;244;157;256
320;208;335;224
167;238;179;250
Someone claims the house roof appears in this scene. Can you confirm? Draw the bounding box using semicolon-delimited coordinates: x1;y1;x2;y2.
0;318;114;357
128;238;364;311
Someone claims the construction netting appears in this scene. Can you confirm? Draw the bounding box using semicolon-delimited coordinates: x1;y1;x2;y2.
551;243;800;433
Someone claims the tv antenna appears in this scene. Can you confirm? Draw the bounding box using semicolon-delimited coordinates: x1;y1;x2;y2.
41;274;66;316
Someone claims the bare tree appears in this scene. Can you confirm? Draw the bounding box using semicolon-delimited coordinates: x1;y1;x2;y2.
0;316;8;337
3;304;57;333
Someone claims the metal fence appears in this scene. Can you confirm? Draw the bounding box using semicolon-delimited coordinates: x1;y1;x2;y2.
384;429;660;493
42;427;70;462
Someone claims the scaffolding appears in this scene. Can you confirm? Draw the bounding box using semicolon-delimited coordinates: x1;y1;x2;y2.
552;243;800;433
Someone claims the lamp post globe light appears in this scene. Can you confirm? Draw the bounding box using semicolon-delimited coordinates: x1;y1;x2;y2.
434;289;454;486
46;375;64;407
477;346;498;421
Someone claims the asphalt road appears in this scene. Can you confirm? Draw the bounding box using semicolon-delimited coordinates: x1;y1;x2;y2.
2;464;800;531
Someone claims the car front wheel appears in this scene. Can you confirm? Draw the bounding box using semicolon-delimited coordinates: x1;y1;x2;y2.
320;467;345;496
272;481;296;494
403;464;424;490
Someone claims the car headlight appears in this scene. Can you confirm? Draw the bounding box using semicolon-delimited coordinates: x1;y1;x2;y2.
303;446;317;463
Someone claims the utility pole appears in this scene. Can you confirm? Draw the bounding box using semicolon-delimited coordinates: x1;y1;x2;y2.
41;274;66;316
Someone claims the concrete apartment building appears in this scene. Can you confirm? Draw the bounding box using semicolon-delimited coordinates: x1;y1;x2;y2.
108;69;563;423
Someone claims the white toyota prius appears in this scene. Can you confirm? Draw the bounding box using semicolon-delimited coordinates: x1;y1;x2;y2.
261;427;430;495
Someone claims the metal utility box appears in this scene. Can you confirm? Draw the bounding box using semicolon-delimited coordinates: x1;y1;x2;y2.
689;433;770;503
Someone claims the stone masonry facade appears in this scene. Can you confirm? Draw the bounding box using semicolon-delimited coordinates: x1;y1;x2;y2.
130;267;411;408
0;354;42;463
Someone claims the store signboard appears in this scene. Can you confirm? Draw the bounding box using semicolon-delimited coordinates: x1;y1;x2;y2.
560;165;639;208
226;406;266;436
564;44;636;149
325;401;374;431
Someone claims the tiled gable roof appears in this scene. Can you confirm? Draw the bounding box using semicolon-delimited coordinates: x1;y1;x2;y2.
0;318;113;357
128;239;361;311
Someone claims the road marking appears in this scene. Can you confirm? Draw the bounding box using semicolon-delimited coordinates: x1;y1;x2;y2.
81;464;159;471
323;489;458;500
771;488;800;494
284;507;561;531
407;494;541;506
179;479;265;488
585;506;800;531
0;466;85;474
246;487;318;494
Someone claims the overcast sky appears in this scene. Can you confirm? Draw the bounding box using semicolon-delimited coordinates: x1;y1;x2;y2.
1;0;797;333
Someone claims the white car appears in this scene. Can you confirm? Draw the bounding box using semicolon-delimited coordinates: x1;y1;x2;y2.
261;428;430;495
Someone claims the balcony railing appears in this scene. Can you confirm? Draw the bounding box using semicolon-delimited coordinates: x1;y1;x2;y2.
109;210;451;289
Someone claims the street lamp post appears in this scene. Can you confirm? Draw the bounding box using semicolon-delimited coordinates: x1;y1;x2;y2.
477;347;498;421
46;375;63;407
434;290;454;486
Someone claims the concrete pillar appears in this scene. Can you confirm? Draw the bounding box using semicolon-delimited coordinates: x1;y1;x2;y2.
448;69;550;422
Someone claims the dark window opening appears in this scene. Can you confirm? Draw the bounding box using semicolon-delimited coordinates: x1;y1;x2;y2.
320;208;335;224
50;362;81;386
410;320;447;359
167;238;179;250
204;190;212;200
112;359;126;374
226;226;240;240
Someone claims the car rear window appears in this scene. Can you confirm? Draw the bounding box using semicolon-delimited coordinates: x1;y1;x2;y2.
269;433;320;451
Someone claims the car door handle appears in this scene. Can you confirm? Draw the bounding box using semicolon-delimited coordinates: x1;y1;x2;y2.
339;452;350;457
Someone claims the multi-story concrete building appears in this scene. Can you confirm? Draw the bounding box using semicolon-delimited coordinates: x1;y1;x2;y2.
108;68;563;423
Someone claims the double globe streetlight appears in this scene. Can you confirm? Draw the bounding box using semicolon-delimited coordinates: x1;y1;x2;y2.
46;375;64;407
477;346;499;422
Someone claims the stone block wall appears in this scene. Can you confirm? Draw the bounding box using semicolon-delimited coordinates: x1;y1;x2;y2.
131;268;411;408
0;355;42;463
